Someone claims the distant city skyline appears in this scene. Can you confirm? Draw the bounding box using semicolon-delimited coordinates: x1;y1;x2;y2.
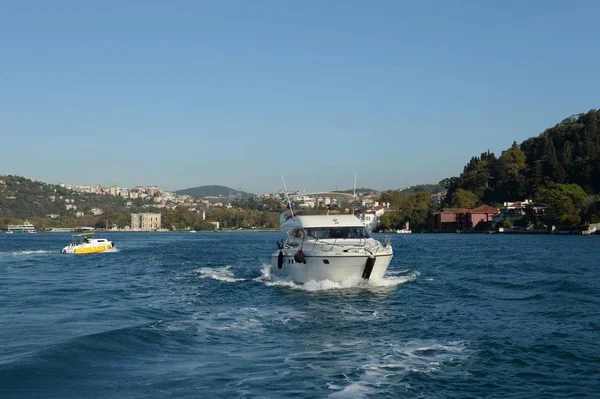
48;178;395;196
1;1;599;194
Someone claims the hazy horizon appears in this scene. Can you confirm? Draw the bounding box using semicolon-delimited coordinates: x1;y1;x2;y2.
2;174;433;196
2;1;599;193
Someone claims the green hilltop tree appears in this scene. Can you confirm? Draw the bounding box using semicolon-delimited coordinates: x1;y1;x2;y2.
379;190;410;210
445;108;600;214
378;211;404;231
536;183;587;225
450;188;478;209
581;195;600;223
377;191;434;231
498;142;526;180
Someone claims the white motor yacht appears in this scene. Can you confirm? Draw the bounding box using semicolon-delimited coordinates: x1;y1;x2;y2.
7;220;37;233
270;212;393;283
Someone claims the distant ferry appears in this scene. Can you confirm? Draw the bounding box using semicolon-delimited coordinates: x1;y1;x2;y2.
7;220;37;233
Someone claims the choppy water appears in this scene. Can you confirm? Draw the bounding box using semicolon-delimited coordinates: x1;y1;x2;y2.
1;232;599;398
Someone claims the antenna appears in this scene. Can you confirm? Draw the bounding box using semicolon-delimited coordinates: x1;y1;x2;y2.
281;176;294;218
352;174;357;215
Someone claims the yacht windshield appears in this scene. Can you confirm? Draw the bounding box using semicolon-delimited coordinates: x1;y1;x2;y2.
305;227;371;239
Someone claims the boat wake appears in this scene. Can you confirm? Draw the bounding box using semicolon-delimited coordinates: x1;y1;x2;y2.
325;339;470;397
194;266;244;283
257;264;420;292
0;249;55;257
194;263;419;291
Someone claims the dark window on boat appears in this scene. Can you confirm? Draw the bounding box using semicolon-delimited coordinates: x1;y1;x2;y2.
306;227;370;239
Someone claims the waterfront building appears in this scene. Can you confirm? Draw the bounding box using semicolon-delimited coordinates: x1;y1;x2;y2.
456;205;499;231
358;205;387;232
207;220;220;230
432;205;499;232
131;213;161;231
431;208;465;232
492;200;549;226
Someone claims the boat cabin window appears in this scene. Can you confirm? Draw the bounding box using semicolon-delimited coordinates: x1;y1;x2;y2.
305;227;371;239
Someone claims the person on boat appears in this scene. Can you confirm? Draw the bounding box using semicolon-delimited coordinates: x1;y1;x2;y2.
291;229;305;239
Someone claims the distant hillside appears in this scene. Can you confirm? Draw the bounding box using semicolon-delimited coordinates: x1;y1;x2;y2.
446;109;600;205
0;175;160;228
332;188;377;195
400;184;444;195
443;109;600;224
175;185;254;199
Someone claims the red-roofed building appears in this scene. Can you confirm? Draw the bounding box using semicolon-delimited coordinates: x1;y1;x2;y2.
431;208;467;232
458;205;499;231
432;205;499;232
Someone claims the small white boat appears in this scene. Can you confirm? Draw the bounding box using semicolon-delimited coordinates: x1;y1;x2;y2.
61;233;115;254
6;230;14;234
270;211;393;283
396;222;412;234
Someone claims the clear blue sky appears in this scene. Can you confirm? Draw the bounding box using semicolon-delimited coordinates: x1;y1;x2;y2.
1;1;598;194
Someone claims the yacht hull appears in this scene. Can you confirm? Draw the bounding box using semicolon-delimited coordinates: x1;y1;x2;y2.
270;250;392;283
61;241;114;254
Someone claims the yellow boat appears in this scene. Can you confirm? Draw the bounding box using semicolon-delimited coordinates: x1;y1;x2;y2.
61;232;115;254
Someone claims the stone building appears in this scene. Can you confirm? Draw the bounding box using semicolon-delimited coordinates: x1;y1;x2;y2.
131;213;161;231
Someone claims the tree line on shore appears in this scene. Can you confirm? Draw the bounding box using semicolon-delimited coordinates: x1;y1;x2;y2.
0;207;283;232
377;109;600;231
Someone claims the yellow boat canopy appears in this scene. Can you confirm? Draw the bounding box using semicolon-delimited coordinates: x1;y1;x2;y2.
73;232;95;237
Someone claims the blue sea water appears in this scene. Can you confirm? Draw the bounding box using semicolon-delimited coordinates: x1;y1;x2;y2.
0;232;599;398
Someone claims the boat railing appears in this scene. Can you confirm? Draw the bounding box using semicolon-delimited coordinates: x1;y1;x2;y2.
285;236;379;254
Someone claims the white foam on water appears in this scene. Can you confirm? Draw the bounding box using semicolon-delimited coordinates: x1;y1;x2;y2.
366;271;421;288
194;265;243;283
207;307;268;332
0;249;55;257
214;316;263;331
256;263;420;292
369;340;468;377
328;382;373;398
165;305;309;335
255;262;273;281
330;339;470;396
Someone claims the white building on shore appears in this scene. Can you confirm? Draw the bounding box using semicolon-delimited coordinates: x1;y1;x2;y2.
358;205;388;232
